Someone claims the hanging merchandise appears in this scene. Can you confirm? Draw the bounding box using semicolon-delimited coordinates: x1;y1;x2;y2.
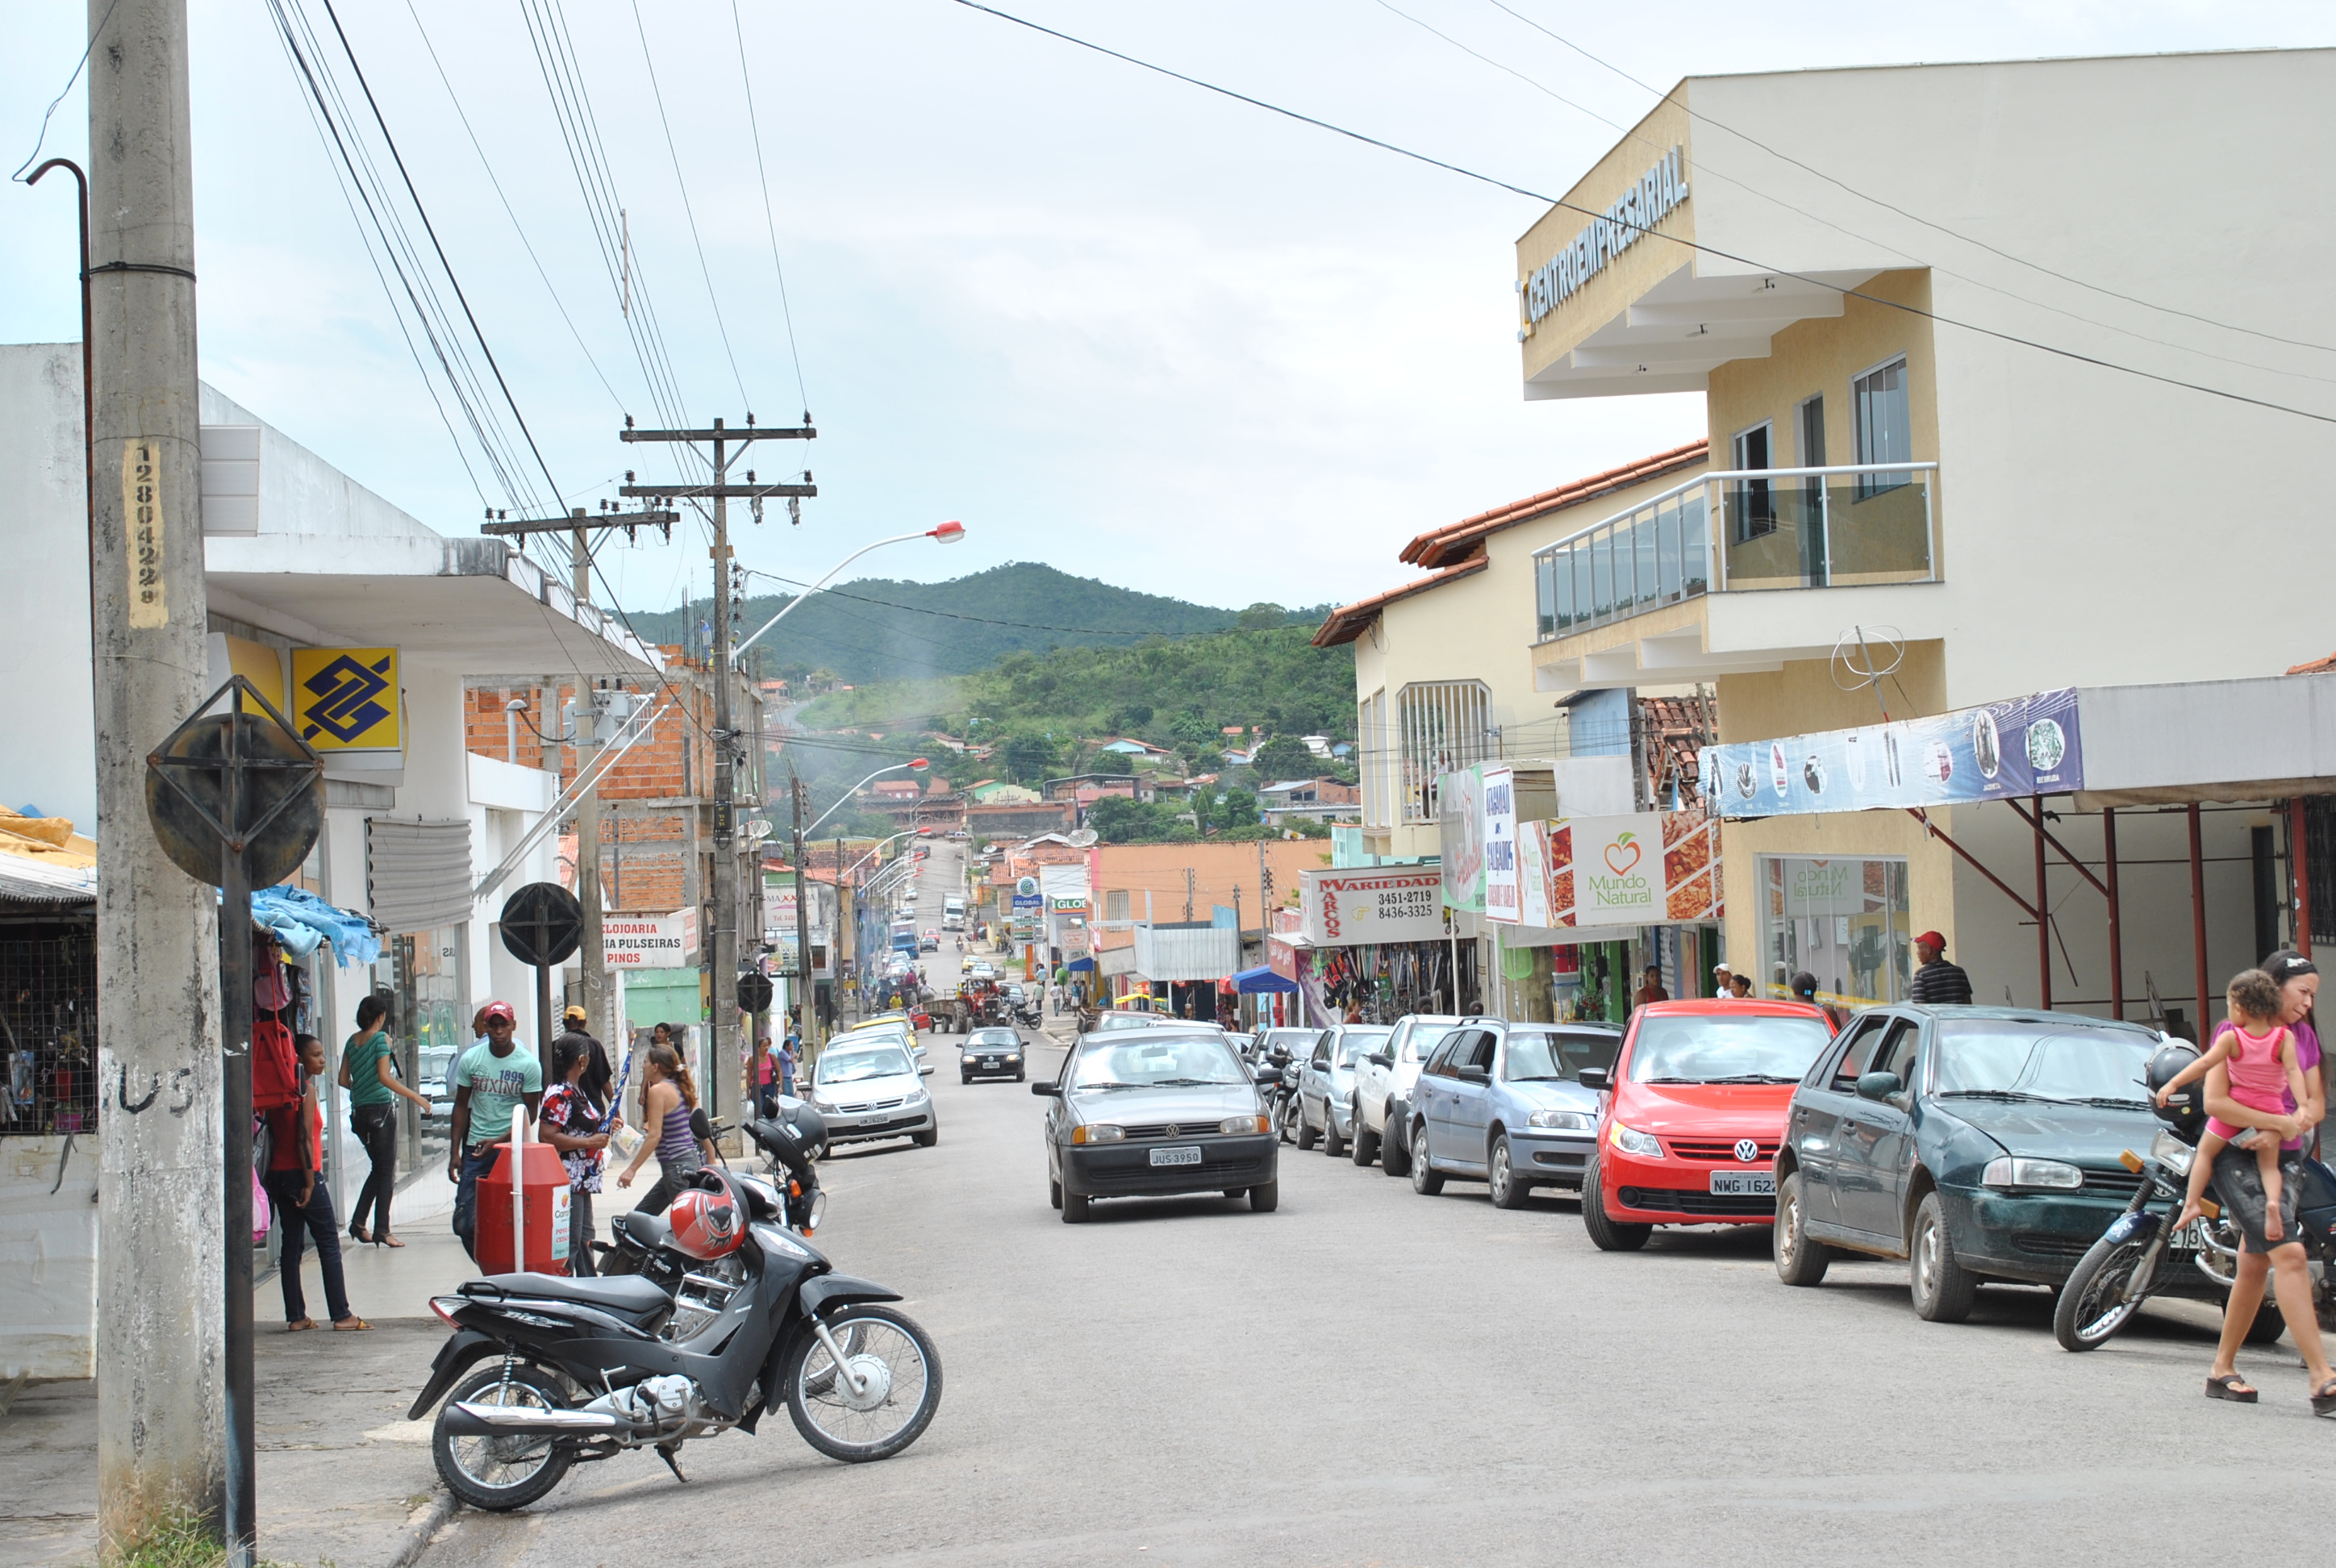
251;1015;301;1112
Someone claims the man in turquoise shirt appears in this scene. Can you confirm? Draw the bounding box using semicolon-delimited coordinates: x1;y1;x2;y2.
448;1000;543;1258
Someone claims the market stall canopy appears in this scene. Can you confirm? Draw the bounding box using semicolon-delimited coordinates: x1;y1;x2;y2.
1232;965;1298;995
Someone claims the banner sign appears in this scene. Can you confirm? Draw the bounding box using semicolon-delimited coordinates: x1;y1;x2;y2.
1438;765;1486;913
1522;812;1721;928
605;909;696;968
1301;868;1446;947
1697;689;2083;817
290;645;400;752
1483;765;1520;923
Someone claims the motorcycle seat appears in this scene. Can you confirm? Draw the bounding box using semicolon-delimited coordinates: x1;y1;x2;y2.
614;1210;672;1250
465;1271;673;1318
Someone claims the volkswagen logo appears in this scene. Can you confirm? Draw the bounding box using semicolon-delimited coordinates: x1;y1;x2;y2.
1165;1124;1180;1138
1734;1138;1760;1162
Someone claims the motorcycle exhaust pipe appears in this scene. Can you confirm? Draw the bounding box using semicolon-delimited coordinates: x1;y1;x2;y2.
441;1402;636;1438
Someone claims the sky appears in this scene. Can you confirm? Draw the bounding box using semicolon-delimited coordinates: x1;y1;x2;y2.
5;1;2330;615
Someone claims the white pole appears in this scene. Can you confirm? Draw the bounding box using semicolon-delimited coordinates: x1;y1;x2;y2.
511;1102;528;1273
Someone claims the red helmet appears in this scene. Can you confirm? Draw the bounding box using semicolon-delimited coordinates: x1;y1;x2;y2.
665;1183;744;1261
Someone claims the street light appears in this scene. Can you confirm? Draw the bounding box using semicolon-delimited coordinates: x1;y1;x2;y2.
841;826;933;883
801;758;930;841
733;522;968;665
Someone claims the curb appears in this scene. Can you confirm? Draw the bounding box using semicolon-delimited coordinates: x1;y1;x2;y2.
383;1487;456;1568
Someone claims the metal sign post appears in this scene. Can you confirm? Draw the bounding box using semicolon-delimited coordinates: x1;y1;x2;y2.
144;677;323;1568
499;882;584;1076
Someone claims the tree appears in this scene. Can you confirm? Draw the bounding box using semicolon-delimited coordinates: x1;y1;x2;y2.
1252;734;1316;780
999;732;1056;783
1236;602;1287;631
1108;703;1154;734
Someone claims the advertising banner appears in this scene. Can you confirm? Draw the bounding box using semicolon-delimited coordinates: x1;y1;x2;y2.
1482;765;1520;923
1526;812;1722;928
290;645;401;752
605;909;696;969
1697;689;2083;817
1438;765;1486;913
1301;868;1446;947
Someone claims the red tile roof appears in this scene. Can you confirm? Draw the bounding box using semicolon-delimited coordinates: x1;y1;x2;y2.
1399;440;1708;571
2289;653;2336;675
1310;558;1490;648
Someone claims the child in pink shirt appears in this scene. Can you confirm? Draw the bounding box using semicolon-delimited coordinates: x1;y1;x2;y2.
2158;969;2311;1239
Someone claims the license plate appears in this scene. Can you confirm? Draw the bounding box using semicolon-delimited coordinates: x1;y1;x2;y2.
981;1058;999;1067
1710;1170;1774;1196
1149;1145;1203;1166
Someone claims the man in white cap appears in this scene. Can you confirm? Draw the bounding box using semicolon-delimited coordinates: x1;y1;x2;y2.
1712;962;1735;1000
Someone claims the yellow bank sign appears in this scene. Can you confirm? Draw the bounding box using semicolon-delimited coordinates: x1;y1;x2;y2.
290;646;401;752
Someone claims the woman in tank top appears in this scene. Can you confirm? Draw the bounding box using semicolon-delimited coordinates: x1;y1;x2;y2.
615;1045;713;1216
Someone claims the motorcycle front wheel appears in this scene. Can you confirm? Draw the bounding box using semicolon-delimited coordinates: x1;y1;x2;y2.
783;1304;943;1462
2053;1230;2158;1351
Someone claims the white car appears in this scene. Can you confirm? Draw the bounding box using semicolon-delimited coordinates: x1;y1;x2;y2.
807;1036;938;1149
1350;1014;1461;1175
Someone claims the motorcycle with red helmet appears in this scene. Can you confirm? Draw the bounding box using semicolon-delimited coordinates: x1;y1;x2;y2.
411;1107;941;1512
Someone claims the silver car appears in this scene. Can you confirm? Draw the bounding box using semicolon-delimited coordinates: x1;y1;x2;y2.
1295;1025;1392;1158
807;1036;938;1149
1351;1014;1462;1175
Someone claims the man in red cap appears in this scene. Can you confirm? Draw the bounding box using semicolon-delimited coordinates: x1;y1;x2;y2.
1907;931;1972;1006
447;1000;543;1259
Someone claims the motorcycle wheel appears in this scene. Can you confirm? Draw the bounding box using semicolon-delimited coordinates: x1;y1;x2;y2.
2054;1230;2157;1351
783;1304;944;1463
432;1362;576;1512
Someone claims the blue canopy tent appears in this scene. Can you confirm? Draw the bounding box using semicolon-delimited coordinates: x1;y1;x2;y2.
1231;965;1297;995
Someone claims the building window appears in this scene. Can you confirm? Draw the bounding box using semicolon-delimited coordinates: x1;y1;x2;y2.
1396;680;1495;825
1730;420;1775;542
1853;356;1912;496
1105;888;1129;923
1359;689;1392;832
1758;855;1912;1007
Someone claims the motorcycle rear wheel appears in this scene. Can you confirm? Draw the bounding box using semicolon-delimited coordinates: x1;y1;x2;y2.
2053;1232;2156;1351
784;1305;943;1462
432;1362;576;1512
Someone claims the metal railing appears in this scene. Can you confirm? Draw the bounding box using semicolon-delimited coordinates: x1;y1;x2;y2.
1533;462;1938;641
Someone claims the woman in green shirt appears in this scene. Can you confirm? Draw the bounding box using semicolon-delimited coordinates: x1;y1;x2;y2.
338;995;432;1247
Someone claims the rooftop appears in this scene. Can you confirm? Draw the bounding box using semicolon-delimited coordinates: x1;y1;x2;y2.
1400;440;1709;571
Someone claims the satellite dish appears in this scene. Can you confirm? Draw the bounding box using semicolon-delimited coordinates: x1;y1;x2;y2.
1066;828;1099;848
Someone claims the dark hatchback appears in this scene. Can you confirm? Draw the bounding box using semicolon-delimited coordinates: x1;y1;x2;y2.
1773;1005;2230;1322
1036;1028;1278;1224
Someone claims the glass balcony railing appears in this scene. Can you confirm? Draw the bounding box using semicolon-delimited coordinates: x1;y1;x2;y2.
1533;463;1938;641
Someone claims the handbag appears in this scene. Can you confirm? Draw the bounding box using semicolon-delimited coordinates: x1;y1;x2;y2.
251;1170;273;1246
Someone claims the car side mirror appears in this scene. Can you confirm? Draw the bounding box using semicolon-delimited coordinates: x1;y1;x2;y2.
1366;1053;1392;1069
919;1063;935;1077
913;1045;928;1057
1577;1067;1610;1092
1032;1082;1061;1097
1855;1070;1902;1102
1456;1065;1490;1085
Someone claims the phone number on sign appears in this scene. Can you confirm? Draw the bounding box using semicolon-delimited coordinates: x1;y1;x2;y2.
1371;886;1438;920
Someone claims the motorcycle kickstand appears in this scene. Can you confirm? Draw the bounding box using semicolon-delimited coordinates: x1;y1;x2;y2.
657;1442;688;1483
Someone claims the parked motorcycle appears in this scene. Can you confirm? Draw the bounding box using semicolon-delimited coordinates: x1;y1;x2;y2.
1259;1055;1301;1145
412;1116;940;1511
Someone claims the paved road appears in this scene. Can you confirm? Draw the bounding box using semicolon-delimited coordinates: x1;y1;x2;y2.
421;860;2319;1566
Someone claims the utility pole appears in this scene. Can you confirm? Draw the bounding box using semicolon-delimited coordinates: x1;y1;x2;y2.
790;765;816;1053
620;418;814;1132
88;1;227;1558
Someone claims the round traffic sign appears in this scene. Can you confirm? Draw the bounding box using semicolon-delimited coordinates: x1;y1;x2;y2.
737;971;775;1013
145;708;324;890
499;882;582;968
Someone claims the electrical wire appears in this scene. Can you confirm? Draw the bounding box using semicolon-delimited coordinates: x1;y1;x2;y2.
631;0;753;409
8;0;123;181
949;0;2336;429
731;0;811;418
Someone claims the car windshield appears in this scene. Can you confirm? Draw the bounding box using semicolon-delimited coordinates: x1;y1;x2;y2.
1627;1013;1833;1083
1070;1035;1248;1089
1398;1020;1459;1061
818;1047;913;1084
1931;1020;2155;1104
1335;1030;1391;1066
1506;1030;1618;1082
969;1031;1018;1046
1094;1013;1158;1032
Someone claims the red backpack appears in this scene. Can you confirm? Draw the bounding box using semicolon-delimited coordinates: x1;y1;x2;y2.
252;1016;302;1113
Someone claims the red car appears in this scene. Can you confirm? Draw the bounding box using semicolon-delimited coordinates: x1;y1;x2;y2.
1580;999;1838;1250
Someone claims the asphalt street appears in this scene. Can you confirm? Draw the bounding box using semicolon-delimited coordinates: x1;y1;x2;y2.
419;847;2321;1568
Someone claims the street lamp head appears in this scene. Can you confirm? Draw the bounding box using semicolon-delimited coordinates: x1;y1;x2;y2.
928;521;966;544
909;757;929;770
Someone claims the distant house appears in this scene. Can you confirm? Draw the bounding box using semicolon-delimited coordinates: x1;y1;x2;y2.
1222;749;1255;767
970;781;1041;805
1300;735;1333;758
1096;737;1172;757
1258;777;1362;825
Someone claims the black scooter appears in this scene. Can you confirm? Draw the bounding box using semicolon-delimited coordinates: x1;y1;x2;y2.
411;1117;941;1512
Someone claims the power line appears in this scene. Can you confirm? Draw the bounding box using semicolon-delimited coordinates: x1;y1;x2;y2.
631;0;753;408
7;0;123;181
949;0;2336;429
731;0;811;417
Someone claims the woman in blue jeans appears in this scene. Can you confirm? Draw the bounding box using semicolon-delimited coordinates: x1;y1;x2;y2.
338;995;432;1247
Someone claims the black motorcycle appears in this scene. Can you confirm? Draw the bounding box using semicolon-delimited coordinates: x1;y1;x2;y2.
411;1116;941;1511
1260;1054;1301;1145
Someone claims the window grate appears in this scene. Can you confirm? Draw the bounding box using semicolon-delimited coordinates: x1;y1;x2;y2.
1;930;98;1137
1396;681;1495;824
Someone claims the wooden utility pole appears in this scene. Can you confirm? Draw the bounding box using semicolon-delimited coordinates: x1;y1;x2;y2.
620;419;814;1131
87;2;227;1559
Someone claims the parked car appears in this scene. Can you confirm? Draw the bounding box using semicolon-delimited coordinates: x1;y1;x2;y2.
958;1025;1026;1083
1403;1020;1621;1206
807;1034;939;1149
1769;1005;2234;1324
1086;1009;1193;1036
1295;1025;1392;1157
1580;999;1838;1249
1251;1027;1324;1066
1353;1014;1462;1175
1033;1028;1278;1222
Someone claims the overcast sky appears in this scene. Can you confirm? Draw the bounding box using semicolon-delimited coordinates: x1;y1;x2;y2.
5;2;2328;615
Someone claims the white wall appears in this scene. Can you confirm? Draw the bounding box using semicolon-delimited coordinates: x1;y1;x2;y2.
0;344;98;832
0;1135;99;1378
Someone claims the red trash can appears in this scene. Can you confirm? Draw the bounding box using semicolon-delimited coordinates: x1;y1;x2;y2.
474;1138;573;1274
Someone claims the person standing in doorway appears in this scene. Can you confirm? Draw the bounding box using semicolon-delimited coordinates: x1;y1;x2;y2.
265;1035;367;1331
540;1032;612;1276
340;994;431;1248
1711;962;1733;999
1907;931;1974;1005
1634;965;1670;1010
446;1000;543;1259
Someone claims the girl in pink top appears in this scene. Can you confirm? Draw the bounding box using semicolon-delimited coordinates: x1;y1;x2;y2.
2161;969;2312;1239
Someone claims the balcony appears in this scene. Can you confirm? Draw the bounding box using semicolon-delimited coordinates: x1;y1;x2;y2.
1533;463;1938;642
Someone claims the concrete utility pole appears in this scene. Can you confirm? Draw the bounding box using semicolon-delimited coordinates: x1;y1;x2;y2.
790;767;816;1051
621;419;813;1131
87;1;227;1557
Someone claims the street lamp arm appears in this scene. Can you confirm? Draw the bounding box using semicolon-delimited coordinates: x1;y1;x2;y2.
797;758;931;842
732;522;966;665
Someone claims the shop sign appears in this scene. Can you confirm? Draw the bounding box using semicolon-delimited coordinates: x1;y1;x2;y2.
1523;147;1688;325
1525;812;1721;927
1049;895;1088;914
1301;868;1445;947
1483;765;1520;922
290;646;400;751
1779;858;1864;918
1698;689;2083;817
606;908;696;968
1438;765;1486;913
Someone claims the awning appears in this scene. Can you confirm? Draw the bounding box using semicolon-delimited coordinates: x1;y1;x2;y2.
1232;965;1298;995
1066;956;1095;973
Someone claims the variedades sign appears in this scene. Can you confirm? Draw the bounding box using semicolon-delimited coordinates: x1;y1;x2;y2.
1697;689;2084;817
1522;147;1689;327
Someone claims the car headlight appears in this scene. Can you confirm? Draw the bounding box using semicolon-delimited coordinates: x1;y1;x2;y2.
1979;1157;2084;1190
2148;1129;2194;1178
1070;1124;1125;1145
1220;1115;1267;1135
1529;1109;1596;1132
1609;1123;1663;1158
811;1097;837;1115
1006;1054;1021;1063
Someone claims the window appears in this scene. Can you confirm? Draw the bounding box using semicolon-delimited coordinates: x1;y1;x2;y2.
1731;421;1775;542
1872;1020;1921;1088
1797;395;1827;468
1853;357;1912;496
1760;856;1913;1007
1423;1032;1468;1077
1105;889;1129;923
1458;1031;1496;1074
1825;1017;1891;1091
1396;680;1495;825
1360;689;1392;832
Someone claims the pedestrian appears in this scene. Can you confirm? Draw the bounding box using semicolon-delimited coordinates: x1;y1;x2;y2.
539;1032;612;1276
778;1025;799;1098
1728;973;1754;999
615;1044;711;1216
1906;931;1973;1005
1711;962;1733;999
446;1000;543;1260
264;1034;367;1331
753;1024;778;1118
1789;970;1848;1030
1634;965;1670;1008
2159;969;2309;1237
339;993;431;1248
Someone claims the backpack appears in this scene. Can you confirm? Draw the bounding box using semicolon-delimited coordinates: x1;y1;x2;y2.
252;1016;302;1113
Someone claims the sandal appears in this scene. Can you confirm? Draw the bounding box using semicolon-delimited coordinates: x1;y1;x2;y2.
2313;1379;2336;1417
348;1223;372;1245
2206;1373;2259;1403
332;1316;372;1332
286;1318;317;1332
378;1233;406;1249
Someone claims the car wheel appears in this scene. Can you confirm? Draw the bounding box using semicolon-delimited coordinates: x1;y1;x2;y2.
1295;1101;1320;1152
1488;1135;1529;1210
960;1074;971;1085
1909;1191;1978;1323
1409;1123;1445;1195
1580;1154;1651;1252
1773;1172;1832;1286
912;1126;938;1149
1049;1175;1062;1211
1323;1106;1347;1159
1250;1181;1279;1212
1061;1191;1091;1224
1350;1103;1379;1166
1379;1104;1412;1178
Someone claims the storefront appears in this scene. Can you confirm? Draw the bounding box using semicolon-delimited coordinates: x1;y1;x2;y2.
1295;865;1470;1025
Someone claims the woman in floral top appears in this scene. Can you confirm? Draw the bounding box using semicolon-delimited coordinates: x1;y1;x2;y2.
541;1032;618;1275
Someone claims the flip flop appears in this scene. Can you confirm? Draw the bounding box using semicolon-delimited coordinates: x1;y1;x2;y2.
286;1319;317;1332
2205;1374;2258;1403
2313;1379;2336;1417
332;1316;373;1332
